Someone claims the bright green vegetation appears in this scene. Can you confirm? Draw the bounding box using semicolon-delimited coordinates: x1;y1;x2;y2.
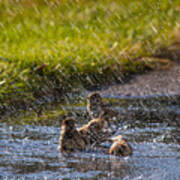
0;0;180;114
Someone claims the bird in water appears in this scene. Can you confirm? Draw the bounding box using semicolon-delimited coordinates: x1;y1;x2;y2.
78;111;116;147
109;135;133;156
87;92;118;119
59;117;87;153
87;92;119;133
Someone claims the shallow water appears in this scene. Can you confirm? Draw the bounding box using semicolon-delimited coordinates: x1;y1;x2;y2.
0;94;180;179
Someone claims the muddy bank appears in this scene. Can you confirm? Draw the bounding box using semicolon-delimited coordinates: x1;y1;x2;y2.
98;63;180;97
98;41;180;96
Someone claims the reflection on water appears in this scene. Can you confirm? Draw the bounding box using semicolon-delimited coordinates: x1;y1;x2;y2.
0;95;180;179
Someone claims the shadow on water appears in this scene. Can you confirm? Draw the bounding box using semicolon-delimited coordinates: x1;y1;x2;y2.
0;94;180;179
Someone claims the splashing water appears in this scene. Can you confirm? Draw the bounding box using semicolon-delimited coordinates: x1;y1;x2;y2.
0;94;180;179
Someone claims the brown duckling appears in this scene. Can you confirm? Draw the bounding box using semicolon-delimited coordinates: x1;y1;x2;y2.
59;117;86;153
109;135;133;156
87;92;118;119
87;92;119;134
78;111;115;146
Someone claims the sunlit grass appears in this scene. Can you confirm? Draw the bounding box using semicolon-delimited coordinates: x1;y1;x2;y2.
0;0;180;111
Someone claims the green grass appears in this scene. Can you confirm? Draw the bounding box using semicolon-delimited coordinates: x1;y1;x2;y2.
0;0;180;113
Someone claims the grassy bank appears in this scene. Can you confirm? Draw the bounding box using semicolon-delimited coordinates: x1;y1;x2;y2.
0;0;180;115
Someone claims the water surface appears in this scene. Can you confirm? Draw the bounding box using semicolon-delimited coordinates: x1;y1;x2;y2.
0;94;180;179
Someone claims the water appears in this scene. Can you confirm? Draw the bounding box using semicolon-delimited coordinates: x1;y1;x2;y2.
0;95;180;179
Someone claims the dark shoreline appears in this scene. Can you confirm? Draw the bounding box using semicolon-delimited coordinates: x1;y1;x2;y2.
1;60;180;121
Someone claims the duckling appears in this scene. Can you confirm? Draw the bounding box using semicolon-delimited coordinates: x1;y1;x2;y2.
87;92;119;133
59;117;86;153
78;111;115;146
87;92;118;119
109;135;133;156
